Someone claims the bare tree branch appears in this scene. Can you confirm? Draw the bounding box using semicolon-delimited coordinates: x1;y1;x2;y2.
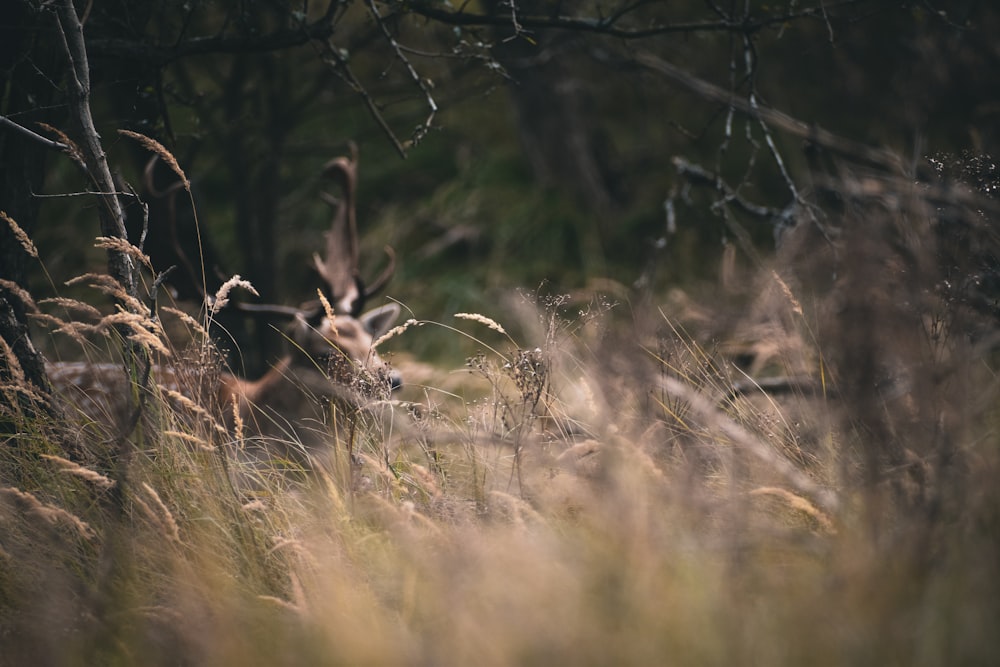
671;157;786;221
407;0;868;39
77;0;870;65
52;0;151;454
53;0;133;248
635;52;904;173
320;40;410;158
364;0;438;150
87;15;340;66
0;115;72;153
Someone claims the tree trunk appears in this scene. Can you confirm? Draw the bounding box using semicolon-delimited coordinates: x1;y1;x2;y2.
487;2;618;215
0;1;64;411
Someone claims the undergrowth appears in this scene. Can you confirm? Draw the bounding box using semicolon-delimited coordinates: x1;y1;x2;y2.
3;204;1000;666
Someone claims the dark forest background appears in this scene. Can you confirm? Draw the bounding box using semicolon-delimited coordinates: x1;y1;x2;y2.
4;5;1000;664
2;0;998;373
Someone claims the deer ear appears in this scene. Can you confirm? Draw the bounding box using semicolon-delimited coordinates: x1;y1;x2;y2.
360;303;401;338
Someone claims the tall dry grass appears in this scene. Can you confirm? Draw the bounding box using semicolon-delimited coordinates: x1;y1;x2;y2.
2;174;1000;666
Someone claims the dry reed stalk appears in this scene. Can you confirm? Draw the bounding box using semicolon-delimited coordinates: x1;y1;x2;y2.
1;211;38;259
313;468;350;515
267;537;318;575
0;381;48;406
36;122;85;168
130;495;159;534
229;399;245;442
31;315;96;345
117;293;151;318
656;374;839;513
90;311;169;355
397;500;445;534
361;492;445;537
41;454;116;490
163;388;227;435
98;310;158;332
38;297;102;320
771;270;804;317
160;306;209;338
318;289;335;321
0;486;96;541
258;538;312;616
210;275;257;314
373;318;419;348
455;312;508;335
0;336;25;385
126;327;171;357
750;486;836;534
53;320;106;339
0;278;38;313
140;482;181;542
65;272;132;304
94;236;153;271
131;605;185;626
407;463;442;499
117;130;189;188
163;430;216;452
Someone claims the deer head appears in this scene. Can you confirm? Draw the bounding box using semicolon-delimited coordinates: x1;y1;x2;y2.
237;143;401;394
137;144;401;394
49;146;402;456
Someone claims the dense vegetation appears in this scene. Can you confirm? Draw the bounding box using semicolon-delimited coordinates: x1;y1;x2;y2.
2;1;999;664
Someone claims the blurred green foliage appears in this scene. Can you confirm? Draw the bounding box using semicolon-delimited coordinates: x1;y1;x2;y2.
7;0;998;365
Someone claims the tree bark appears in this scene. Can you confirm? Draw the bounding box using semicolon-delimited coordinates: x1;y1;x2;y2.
52;0;151;462
54;0;138;297
0;1;64;411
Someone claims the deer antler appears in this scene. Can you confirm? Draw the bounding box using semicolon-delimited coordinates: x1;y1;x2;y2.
143;155;187;199
315;147;361;315
314;142;395;317
364;245;396;299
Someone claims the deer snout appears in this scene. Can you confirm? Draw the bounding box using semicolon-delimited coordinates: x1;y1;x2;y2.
388;370;403;392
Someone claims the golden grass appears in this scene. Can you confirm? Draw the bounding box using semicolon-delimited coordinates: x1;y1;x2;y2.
93;236;153;271
0;486;96;542
117;130;189;188
455;311;509;335
3;237;999;666
40;453;115;490
210;274;258;314
0;211;37;259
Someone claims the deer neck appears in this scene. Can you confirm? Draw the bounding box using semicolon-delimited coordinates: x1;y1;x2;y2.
220;356;293;409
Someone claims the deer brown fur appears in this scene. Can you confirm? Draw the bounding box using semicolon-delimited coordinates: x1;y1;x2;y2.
47;145;401;460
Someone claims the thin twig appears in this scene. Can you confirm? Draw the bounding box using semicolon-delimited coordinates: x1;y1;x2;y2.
407;0;868;40
363;0;438;149
321;40;407;158
635;52;903;172
0;115;71;152
51;0;152;513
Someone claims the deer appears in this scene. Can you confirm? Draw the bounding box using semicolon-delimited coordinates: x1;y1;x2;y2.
45;145;402;465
